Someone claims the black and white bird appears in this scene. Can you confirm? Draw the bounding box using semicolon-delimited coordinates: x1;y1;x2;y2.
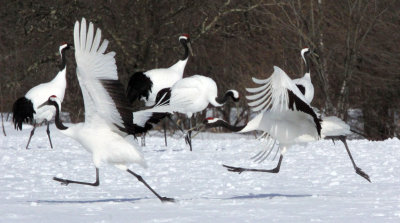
126;33;192;106
12;42;72;149
39;18;174;202
126;34;192;146
203;66;370;182
292;48;314;103
155;74;240;150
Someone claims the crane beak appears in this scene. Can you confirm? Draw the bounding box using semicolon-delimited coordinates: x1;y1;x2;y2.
187;42;194;57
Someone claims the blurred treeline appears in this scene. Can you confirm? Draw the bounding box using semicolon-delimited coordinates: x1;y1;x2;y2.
0;0;399;140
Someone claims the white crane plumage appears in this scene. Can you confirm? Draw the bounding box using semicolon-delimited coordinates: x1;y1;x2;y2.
292;48;314;103
126;34;192;106
203;66;370;182
155;74;240;150
39;18;174;202
12;42;72;149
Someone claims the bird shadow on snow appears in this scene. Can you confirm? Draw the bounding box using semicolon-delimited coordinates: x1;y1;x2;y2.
227;193;312;200
33;197;144;204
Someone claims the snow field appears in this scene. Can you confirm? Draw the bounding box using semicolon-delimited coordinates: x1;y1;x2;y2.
0;122;399;222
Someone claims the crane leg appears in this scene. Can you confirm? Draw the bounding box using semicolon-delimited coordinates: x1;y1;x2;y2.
25;124;37;149
326;135;371;182
167;116;191;149
187;118;193;151
141;133;146;147
53;168;100;186
223;155;283;174
46;121;53;149
163;119;168;146
127;169;174;203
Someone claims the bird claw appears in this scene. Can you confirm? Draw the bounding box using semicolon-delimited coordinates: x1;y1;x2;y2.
53;177;69;186
222;164;244;174
160;197;175;203
355;167;371;182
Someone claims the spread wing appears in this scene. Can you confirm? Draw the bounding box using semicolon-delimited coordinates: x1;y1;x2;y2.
74;18;133;133
246;66;321;136
250;134;279;163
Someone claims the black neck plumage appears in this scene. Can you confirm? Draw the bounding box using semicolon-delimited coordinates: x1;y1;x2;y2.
304;51;310;74
59;47;69;70
206;120;246;132
180;40;189;61
216;91;235;105
50;101;68;130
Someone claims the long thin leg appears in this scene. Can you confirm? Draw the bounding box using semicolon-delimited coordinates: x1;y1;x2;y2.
223;155;283;174
126;169;174;203
53;168;100;186
187;118;193;151
141;133;146;147
26;124;37;149
163;118;168;146
327;135;370;182
167;116;191;145
167;116;185;133
46;121;53;149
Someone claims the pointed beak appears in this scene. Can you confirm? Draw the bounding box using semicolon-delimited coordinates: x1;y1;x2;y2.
187;42;194;57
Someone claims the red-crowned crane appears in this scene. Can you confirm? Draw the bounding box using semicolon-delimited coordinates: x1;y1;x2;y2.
154;74;240;151
203;66;370;182
39;18;174;202
126;34;192;146
12;42;72;149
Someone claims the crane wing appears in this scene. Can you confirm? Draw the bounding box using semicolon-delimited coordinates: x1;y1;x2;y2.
74;18;133;133
246;66;321;136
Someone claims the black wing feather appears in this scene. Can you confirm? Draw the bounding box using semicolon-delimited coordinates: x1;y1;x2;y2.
100;79;139;135
296;84;306;95
287;90;321;136
12;97;35;130
126;72;153;104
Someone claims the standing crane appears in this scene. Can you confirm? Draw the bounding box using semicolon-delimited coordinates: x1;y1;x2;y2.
12;42;72;149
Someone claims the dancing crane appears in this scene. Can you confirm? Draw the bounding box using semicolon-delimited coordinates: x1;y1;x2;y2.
39;18;174;202
203;66;370;182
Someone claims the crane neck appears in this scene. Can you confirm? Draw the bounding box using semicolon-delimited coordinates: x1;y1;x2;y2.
180;39;189;61
58;46;70;71
205;119;245;132
301;51;310;75
50;101;68;130
215;90;238;105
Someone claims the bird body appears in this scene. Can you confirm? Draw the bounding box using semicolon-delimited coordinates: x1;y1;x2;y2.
53;111;146;169
240;111;319;145
25;71;66;123
142;59;188;106
151;74;239;151
162;75;239;117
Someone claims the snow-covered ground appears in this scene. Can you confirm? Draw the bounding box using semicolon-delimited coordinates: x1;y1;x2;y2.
1;121;399;222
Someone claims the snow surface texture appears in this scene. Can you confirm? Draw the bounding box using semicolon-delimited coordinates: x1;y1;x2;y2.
1;121;399;223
